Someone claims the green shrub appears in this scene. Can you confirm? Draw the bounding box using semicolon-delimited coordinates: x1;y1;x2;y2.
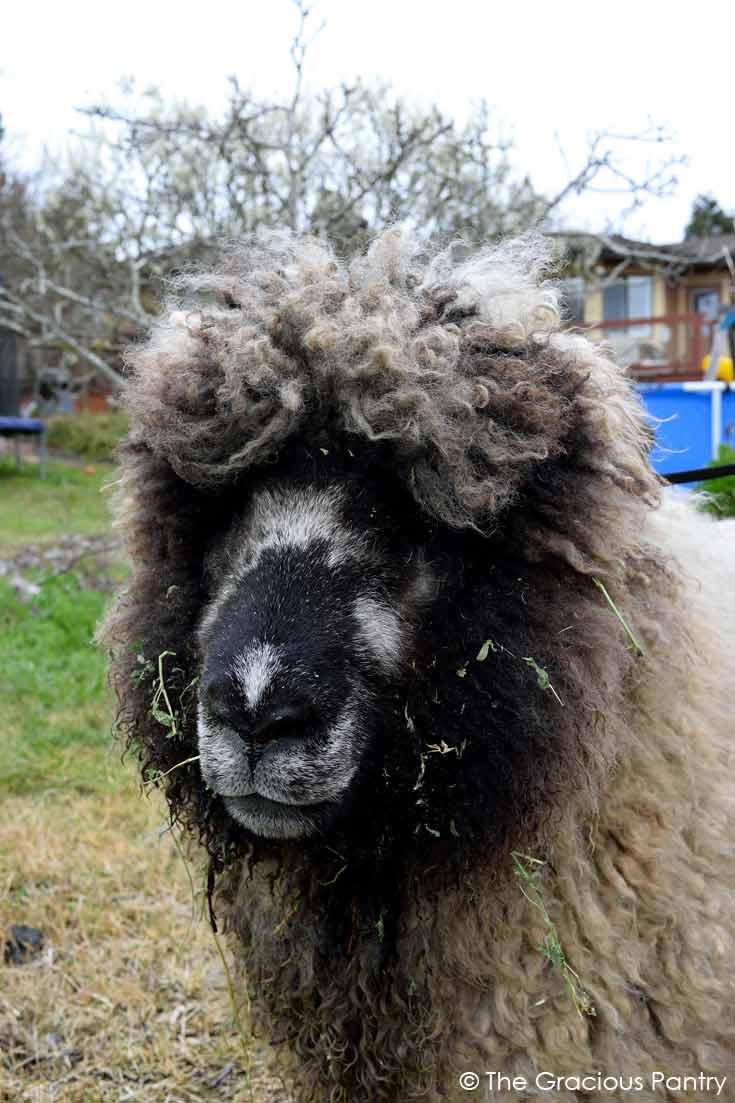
46;412;129;463
696;443;735;518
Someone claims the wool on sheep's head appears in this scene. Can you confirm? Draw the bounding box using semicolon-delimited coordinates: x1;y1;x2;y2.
101;229;666;876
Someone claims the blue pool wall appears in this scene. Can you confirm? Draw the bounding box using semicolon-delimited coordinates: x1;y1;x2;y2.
636;382;735;477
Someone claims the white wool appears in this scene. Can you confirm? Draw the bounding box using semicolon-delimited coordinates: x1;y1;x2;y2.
421;232;561;343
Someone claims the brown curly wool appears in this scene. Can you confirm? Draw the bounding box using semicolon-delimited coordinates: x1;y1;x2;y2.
125;232;657;570
103;230;734;1102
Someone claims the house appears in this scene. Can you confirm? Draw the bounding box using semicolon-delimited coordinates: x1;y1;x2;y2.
556;232;735;381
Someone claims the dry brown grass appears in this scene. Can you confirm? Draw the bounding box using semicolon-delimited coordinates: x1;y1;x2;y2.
0;766;289;1103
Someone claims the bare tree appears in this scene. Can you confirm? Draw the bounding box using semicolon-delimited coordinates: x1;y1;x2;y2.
0;2;682;389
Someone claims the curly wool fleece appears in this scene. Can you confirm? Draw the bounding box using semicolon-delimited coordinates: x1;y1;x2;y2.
106;230;734;1103
125;232;656;565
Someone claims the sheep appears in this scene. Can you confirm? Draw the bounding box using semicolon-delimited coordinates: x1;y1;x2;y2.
101;230;735;1102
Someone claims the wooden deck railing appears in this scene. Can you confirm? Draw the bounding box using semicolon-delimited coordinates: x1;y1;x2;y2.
569;313;706;381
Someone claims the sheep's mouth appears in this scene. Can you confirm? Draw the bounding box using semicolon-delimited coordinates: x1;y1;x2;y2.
226;793;331;814
223;793;336;839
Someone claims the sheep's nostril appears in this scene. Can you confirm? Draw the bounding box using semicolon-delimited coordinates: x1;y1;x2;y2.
204;679;241;730
255;701;316;743
203;680;316;744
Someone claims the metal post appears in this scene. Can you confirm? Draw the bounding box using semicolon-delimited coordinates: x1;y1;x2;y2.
38;427;47;479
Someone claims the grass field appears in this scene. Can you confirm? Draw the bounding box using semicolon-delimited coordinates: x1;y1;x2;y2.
0;575;111;797
0;458;114;547
0;459;284;1103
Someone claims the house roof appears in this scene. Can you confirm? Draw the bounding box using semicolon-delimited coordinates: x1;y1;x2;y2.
554;231;735;274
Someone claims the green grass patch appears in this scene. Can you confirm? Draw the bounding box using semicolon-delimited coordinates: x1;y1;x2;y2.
0;574;116;796
0;456;114;546
697;443;735;519
46;411;129;463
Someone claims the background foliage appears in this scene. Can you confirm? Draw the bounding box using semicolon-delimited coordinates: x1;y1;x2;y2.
684;194;734;240
0;2;681;392
697;444;735;519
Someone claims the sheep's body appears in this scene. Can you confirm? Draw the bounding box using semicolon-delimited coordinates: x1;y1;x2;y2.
102;231;734;1101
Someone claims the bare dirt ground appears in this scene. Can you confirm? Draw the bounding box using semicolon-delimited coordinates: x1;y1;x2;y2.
0;533;123;602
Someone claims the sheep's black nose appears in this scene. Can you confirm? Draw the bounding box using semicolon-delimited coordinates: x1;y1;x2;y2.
254;700;317;743
204;679;316;744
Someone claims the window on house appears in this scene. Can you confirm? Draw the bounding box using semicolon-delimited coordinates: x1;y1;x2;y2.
691;289;720;321
603;275;652;336
691;289;720;342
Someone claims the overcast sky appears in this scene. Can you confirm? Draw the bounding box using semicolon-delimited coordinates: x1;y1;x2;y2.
2;0;733;242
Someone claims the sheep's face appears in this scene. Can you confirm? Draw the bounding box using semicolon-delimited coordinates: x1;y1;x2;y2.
196;467;435;840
